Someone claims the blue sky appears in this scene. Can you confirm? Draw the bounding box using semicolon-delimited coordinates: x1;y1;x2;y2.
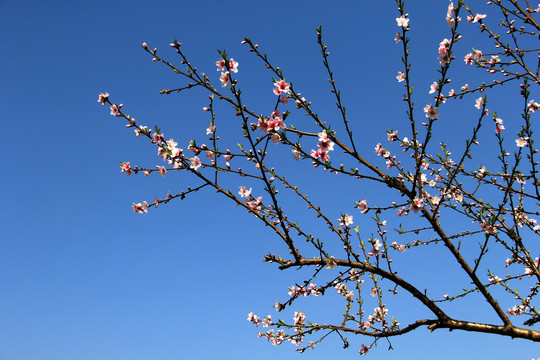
1;0;539;359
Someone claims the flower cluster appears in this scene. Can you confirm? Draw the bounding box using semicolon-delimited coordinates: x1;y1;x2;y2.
247;196;263;213
288;283;322;297
257;109;285;139
528;100;540;113
446;2;459;27
438;38;452;65
334;282;354;300
310;131;335;162
391;241;406;252
507;305;526;316
132;201;149;214
216;58;238;87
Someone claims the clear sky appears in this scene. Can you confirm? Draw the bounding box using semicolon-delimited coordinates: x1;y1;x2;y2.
1;0;539;359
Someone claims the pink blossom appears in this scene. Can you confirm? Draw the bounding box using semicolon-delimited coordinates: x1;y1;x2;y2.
396;15;409;27
475;97;484;109
216;59;226;71
271;133;281;143
273;80;290;95
464;53;473;65
516;137;529;147
338;214;353;227
461;84;469;91
495;117;505;133
363;321;371;329
360;344;369;355
220;71;230;87
262;315;272;327
409;197;424;213
157;165;167;177
395;33;402;43
288;286;298;297
472;14;487;23
357;199;368;214
438;39;451;65
325;256;337;270
423;104;439;119
489;55;500;64
166;139;177;150
238;186;252;198
247;196;263;212
267;116;285;132
134;125;147;137
374;306;388;319
190;156;202;170
257;117;269;133
370;238;382;256
98;92;109;105
448;89;455;96
388;130;398;142
311;148;330;162
317;131;334;152
152;132;164;144
247;312;260;326
396;71;406;82
171;147;183;158
292;149;301;161
335;283;346;294
429;82;438;94
528;100;540;113
120;162;132;176
132;201;148;214
446;2;455;27
392;241;407;252
206;124;216;135
110;104;122;116
293;311;306;327
308;283;321;296
507;305;526;316
525;258;540;275
479;220;496;234
229;58;239;73
474;50;483;61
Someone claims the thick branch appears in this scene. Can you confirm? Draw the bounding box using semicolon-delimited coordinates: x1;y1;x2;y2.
279;258;448;321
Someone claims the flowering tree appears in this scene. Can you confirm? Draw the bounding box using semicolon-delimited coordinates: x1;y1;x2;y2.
99;0;540;355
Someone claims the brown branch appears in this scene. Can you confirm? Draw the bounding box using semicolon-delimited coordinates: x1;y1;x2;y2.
279;257;449;320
